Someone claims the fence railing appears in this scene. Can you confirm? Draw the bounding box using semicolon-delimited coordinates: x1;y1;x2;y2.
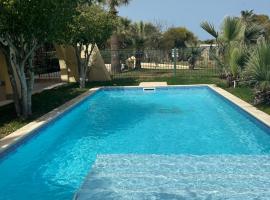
100;48;219;79
34;50;61;79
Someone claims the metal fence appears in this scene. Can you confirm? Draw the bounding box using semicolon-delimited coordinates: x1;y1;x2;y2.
100;47;218;80
34;49;61;79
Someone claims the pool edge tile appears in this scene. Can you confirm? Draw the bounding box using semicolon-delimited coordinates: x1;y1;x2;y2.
209;85;270;128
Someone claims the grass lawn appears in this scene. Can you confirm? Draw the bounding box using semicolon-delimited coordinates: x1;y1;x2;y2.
224;86;270;115
0;74;269;139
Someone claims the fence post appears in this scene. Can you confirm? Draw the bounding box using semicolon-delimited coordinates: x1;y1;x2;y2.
173;48;177;76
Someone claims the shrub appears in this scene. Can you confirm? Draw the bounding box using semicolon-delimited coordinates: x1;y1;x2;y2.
245;40;270;104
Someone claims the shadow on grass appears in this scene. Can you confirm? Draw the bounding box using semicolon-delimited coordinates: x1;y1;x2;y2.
0;79;138;138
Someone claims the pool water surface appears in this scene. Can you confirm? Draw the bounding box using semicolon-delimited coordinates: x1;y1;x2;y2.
0;86;270;200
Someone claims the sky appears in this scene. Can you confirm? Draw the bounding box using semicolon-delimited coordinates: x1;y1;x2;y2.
119;0;270;40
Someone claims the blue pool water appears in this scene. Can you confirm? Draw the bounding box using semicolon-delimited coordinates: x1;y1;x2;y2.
0;86;270;200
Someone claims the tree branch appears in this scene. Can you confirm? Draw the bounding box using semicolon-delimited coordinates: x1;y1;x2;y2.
21;40;38;67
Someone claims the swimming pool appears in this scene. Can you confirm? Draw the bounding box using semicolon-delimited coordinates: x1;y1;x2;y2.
0;86;270;200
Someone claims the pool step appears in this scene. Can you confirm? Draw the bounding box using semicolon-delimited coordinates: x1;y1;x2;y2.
74;155;270;200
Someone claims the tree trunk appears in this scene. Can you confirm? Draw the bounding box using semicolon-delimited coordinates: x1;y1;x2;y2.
18;65;29;119
11;54;33;119
21;82;28;119
26;55;35;115
79;62;86;89
2;47;22;116
110;34;121;73
75;45;86;89
135;50;143;70
0;37;38;119
80;73;86;88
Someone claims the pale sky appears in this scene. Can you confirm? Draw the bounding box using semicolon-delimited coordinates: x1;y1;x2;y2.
119;0;270;40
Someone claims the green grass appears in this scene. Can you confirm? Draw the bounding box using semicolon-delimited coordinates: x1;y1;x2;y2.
224;87;255;103
223;86;270;115
0;84;88;139
0;74;269;139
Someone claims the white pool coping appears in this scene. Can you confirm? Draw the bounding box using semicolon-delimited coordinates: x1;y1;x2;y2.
0;84;269;156
139;82;168;87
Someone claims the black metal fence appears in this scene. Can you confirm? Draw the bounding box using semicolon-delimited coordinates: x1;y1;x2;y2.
34;47;61;79
100;47;218;80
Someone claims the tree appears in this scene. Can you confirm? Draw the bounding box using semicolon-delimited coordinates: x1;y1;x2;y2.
228;46;249;87
245;39;270;104
65;4;115;88
251;14;270;40
0;0;77;118
201;16;262;84
241;10;255;25
107;19;163;50
221;17;242;44
114;17;133;49
161;27;198;50
106;0;131;73
130;21;162;50
187;47;204;70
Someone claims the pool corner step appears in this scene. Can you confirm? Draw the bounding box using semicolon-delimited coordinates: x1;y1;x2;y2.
74;155;270;200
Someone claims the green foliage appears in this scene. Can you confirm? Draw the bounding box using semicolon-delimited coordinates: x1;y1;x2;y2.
69;5;115;47
201;14;264;80
200;22;219;39
0;0;78;118
161;27;198;49
63;4;115;88
245;40;270;90
107;18;162;50
187;47;204;70
222;17;243;43
114;17;133;49
251;14;270;40
240;10;255;25
0;0;77;44
243;24;264;45
130;21;162;49
106;0;130;15
229;46;248;79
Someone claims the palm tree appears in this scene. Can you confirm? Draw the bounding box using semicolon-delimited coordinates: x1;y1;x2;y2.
228;46;249;87
116;17;133;49
222;17;242;44
131;21;146;69
107;0;131;73
243;24;264;45
245;39;270;104
241;10;254;25
201;17;243;79
200;22;219;42
185;41;203;70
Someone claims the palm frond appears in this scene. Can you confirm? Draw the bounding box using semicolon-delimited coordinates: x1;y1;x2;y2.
222;17;242;43
245;39;270;90
200;21;219;39
243;24;264;45
229;46;248;78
